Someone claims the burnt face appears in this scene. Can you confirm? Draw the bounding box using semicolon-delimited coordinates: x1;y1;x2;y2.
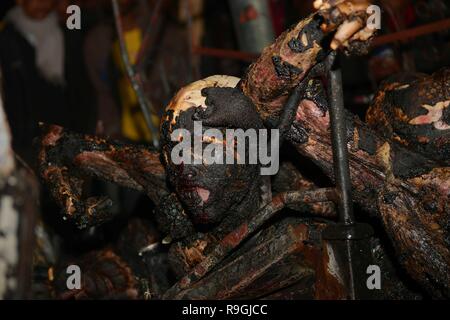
160;76;263;226
168;153;258;226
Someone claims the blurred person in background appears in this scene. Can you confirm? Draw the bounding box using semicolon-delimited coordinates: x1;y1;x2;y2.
84;0;158;142
82;0;201;219
82;0;121;138
84;0;199;143
110;0;159;143
0;0;95;164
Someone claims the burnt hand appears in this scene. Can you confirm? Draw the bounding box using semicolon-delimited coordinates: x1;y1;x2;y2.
73;196;114;229
154;193;195;241
38;124;116;229
314;0;376;53
193;87;264;130
46;170;114;230
38;123;168;229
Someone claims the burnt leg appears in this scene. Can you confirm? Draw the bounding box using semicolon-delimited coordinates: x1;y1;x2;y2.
163;188;336;299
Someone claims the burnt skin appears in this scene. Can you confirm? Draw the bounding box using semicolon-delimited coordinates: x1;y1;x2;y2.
160;86;263;230
194;87;264;130
366;69;450;164
272;56;303;79
38;124;166;229
288;18;325;54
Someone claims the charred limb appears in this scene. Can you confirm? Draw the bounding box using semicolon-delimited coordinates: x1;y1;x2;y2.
240;1;375;125
164;188;336;299
38;124;168;229
241;30;450;295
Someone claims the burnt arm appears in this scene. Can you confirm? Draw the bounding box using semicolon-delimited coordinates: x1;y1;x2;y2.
273;162;336;218
239;3;375;125
41;126;138;190
290;97;441;193
240;14;329;124
75;147;168;203
39;125;168;228
280;76;443;202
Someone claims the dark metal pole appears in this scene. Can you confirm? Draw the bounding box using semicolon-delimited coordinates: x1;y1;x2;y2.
323;53;375;300
326;53;356;299
327;54;354;225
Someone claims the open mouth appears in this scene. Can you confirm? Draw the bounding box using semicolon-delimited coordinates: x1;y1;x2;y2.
196;187;210;203
179;185;210;206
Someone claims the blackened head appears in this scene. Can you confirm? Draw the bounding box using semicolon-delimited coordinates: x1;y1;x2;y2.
160;76;263;226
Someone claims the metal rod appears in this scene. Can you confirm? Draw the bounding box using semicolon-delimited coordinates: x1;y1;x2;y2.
190;18;450;63
326;53;356;299
111;0;160;148
372;18;450;47
327;54;354;225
